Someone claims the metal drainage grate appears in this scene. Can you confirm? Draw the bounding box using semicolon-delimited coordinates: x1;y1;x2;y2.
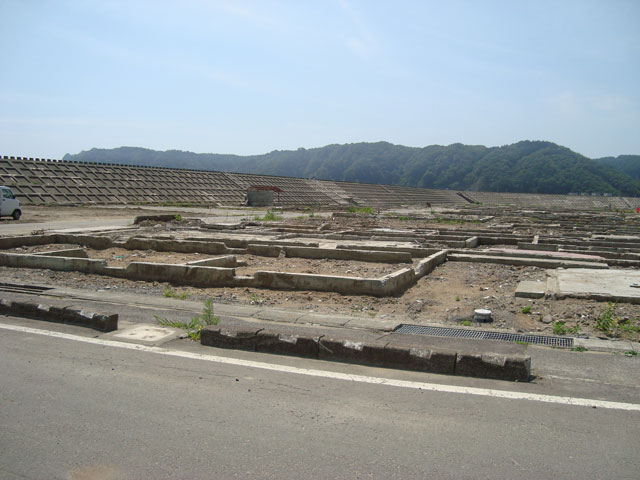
394;324;574;348
0;283;54;295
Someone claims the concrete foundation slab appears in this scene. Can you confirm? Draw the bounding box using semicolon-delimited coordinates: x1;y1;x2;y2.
515;281;546;299
551;268;640;304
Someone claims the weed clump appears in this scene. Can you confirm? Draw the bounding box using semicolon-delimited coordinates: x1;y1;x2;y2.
155;298;219;341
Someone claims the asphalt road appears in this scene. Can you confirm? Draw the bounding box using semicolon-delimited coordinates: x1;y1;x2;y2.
1;319;638;480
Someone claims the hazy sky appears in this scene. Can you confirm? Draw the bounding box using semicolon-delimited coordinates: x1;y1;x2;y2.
1;0;639;159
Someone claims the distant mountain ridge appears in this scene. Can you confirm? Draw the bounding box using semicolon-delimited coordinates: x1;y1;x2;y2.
63;141;640;196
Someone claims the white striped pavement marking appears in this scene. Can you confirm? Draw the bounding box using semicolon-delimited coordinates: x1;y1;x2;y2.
1;322;639;412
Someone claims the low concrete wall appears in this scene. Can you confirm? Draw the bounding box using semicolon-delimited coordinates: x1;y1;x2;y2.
414;250;448;279
465;236;479;248
33;248;88;258
0;253;108;273
517;242;558;251
185;255;237;267
0;234;57;249
116;262;236;287
247;244;282;257
284;246;412;264
123;237;229;254
249;267;415;296
55;234;115;249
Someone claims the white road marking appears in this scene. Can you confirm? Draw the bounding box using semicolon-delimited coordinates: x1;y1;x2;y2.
2;322;639;412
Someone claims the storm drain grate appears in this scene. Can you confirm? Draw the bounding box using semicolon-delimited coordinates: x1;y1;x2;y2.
394;324;573;348
0;283;54;295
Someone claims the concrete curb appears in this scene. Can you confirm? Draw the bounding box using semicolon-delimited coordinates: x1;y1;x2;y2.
0;298;118;332
201;320;531;382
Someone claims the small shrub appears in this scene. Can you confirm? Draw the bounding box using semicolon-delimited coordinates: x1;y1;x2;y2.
624;350;638;356
460;319;472;327
174;214;183;222
455;296;461;302
521;306;531;314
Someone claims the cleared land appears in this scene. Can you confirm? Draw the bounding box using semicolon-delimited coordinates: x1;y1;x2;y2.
2;205;640;343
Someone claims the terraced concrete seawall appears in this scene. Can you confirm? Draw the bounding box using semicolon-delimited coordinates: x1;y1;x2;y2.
1;155;637;209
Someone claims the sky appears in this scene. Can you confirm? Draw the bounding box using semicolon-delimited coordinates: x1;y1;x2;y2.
1;0;639;160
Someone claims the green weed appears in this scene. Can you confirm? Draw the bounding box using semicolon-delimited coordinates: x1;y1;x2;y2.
347;206;374;215
515;340;530;346
521;306;531;314
594;303;640;338
624;350;637;356
552;321;580;335
163;288;188;300
255;209;282;221
155;298;219;341
174;214;183;222
460;319;472;327
571;346;588;352
455;296;461;302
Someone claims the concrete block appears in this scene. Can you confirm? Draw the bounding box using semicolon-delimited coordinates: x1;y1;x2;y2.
318;331;388;366
0;298;12;312
8;301;40;317
200;323;263;351
384;335;456;374
256;325;321;358
455;352;531;382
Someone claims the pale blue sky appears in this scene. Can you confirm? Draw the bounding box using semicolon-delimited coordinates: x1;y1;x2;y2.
1;0;639;159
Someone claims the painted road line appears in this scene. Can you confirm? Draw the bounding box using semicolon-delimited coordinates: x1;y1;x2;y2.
2;322;639;412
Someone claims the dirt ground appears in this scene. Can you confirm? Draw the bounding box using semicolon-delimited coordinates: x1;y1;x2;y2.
2;205;640;341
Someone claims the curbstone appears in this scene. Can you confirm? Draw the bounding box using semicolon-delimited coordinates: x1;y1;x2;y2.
256;325;321;358
200;323;263;351
0;297;118;332
318;332;388;366
384;335;456;374
455;352;531;382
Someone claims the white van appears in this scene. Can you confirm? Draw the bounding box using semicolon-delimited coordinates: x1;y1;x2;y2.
0;186;21;220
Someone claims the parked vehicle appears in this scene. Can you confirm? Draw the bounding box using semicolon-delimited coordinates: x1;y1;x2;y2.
0;186;21;220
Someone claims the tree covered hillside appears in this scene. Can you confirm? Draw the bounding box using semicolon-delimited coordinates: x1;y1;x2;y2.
64;141;640;196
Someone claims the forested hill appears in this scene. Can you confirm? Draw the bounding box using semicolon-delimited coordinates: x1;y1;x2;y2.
63;141;640;196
